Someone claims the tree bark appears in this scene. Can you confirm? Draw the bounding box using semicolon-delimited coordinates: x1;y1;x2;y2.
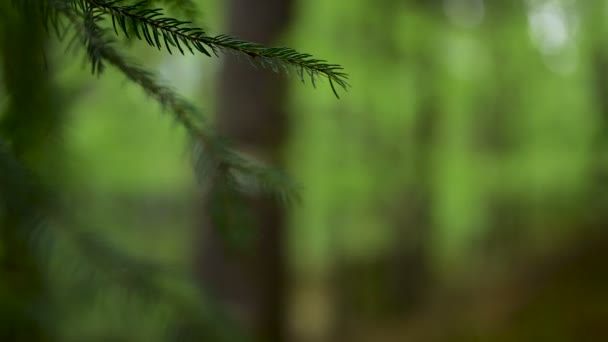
196;1;293;341
0;11;61;342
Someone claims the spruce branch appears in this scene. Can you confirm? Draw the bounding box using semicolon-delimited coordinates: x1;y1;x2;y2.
71;5;299;205
10;0;349;96
80;0;349;97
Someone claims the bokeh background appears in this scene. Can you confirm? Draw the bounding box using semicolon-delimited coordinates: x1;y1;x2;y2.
2;0;608;341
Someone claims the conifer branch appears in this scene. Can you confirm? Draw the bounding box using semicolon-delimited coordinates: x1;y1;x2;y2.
10;0;348;96
70;4;299;204
80;0;349;97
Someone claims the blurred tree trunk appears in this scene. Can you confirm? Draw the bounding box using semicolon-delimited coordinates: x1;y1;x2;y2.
195;0;293;341
0;10;62;342
585;2;608;214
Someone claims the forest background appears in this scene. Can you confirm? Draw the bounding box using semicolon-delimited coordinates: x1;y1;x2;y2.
1;0;607;341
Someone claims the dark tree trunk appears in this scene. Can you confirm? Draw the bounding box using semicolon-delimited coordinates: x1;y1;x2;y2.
583;2;608;223
195;1;293;341
0;10;61;342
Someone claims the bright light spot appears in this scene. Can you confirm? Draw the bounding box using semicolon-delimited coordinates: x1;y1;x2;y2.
527;1;569;53
159;54;203;97
526;0;579;75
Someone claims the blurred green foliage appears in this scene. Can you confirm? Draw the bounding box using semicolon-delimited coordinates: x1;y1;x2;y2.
2;0;608;341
